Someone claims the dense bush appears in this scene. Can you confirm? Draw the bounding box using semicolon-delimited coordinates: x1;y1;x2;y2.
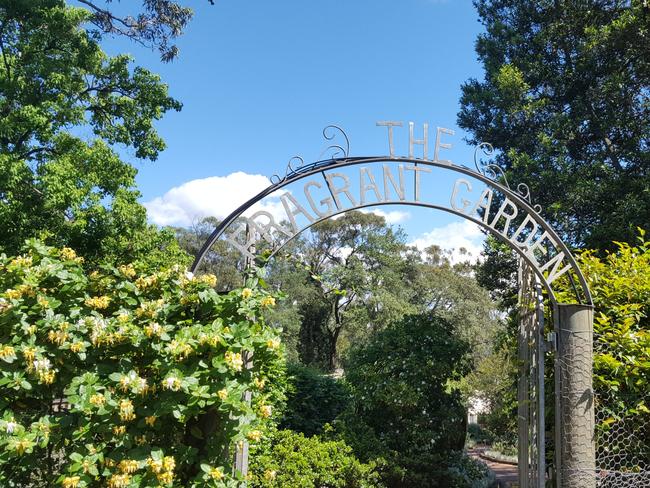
248;428;383;488
343;313;473;487
279;363;351;436
556;229;650;466
0;240;284;487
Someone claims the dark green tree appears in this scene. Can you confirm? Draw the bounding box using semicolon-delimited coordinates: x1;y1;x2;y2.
0;1;189;268
459;0;650;250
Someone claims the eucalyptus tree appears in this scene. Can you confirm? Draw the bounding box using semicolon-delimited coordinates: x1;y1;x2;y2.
0;1;188;267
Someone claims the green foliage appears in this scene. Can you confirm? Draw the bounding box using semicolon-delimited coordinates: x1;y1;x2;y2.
343;313;472;487
556;230;650;444
279;364;352;437
0;1;188;267
248;429;383;488
0;240;284;487
459;1;650;249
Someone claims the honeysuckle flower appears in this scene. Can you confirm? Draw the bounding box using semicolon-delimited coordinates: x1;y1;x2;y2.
241;288;253;299
107;473;131;488
147;457;163;473
162;456;175;472
85;295;111;310
118;459;139;474
266;338;281;350
89;394;105;407
60;247;77;261
224;351;243;372
145;415;156;426
210;467;224;480
260;296;276;307
70;342;84;353
260;405;272;418
0;345;15;360
163;376;181;391
264;469;277;481
119;399;135;421
247;430;262;442
62;476;81;488
113;425;126;435
253;377;266;389
5;419;17;434
33;358;51;372
217;388;228;400
118;264;136;278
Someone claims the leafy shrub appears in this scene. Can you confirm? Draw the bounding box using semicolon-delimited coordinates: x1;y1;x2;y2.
0;240;284;487
248;428;383;488
279;363;351;436
556;229;650;467
343;313;472;487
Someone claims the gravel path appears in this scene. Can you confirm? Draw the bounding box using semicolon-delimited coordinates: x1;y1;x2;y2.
468;447;519;487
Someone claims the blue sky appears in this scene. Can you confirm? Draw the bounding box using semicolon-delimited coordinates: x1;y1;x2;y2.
97;0;489;260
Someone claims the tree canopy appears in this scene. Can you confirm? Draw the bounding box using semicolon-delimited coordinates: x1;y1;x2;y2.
459;0;650;250
0;1;188;267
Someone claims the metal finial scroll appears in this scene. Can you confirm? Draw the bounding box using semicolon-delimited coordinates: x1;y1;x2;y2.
474;142;542;213
270;156;305;185
320;125;350;159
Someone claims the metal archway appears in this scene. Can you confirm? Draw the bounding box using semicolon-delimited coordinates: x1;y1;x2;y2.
192;126;595;488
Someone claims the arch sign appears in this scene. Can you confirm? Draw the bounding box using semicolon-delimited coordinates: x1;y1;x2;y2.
192;122;591;306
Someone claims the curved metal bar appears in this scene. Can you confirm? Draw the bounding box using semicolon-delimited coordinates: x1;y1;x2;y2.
191;156;592;305
320;125;350;159
262;201;563;303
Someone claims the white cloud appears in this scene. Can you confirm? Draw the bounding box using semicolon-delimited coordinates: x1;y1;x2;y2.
409;220;485;263
144;172;286;227
360;208;411;225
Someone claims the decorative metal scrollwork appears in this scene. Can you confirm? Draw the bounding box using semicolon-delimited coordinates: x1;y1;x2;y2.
269;125;350;184
320;125;350;159
474;142;542;213
270;156;306;185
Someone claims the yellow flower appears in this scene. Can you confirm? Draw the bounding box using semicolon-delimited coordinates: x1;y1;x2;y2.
47;330;68;345
5;289;22;300
200;274;217;287
144;322;163;338
60;247;77;261
247;430;262;442
107;474;131;488
217;388;228;401
85;295;111;310
224;351;243;372
260;296;276;307
26;324;37;335
119;399;135;421
113;425;126;435
266;338;281;350
118;264;137;278
241;288;253;299
157;471;174;484
162;456;175;472
253;377;266;389
13;438;33;455
0;345;15;360
145;415;157;427
264;469;277;481
117;313;130;324
135;435;147;446
9;255;33;268
210;467;224;480
39;370;56;384
118;459;139;474
61;476;81;488
147;457;163;473
70;342;84;353
89;394;105;407
259;405;272;418
37;295;50;308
